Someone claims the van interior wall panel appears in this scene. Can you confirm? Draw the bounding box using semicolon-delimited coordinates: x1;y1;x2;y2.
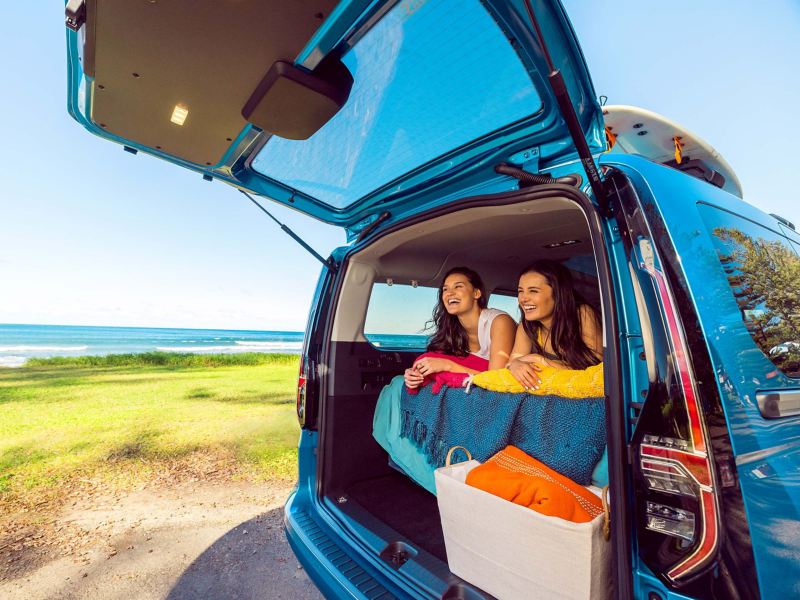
329;261;376;344
321;392;393;489
322;342;416;494
322;341;449;565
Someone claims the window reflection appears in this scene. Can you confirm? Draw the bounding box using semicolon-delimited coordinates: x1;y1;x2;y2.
709;224;800;377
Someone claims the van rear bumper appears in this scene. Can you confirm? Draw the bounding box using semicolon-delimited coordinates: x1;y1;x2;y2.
284;490;398;599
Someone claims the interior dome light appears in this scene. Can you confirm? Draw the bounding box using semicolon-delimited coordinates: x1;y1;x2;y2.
170;104;189;126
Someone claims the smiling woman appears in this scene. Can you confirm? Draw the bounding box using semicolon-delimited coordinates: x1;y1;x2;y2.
509;259;603;389
401;266;516;390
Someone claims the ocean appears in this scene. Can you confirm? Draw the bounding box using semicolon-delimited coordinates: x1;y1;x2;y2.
0;324;427;368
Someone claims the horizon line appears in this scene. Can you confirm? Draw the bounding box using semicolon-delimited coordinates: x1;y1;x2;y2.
0;322;305;333
0;322;429;336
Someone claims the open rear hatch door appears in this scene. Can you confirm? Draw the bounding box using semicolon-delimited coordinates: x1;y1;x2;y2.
66;0;606;233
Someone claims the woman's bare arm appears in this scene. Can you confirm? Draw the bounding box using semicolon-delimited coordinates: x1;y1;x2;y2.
580;304;603;359
487;313;516;370
508;322;533;362
507;322;545;387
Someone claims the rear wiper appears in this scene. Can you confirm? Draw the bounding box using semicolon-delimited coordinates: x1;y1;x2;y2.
522;0;608;211
240;190;336;272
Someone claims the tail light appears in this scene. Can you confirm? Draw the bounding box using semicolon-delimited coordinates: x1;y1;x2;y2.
297;355;308;427
633;240;720;585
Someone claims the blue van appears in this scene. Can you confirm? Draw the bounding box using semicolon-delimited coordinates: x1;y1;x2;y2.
65;0;799;598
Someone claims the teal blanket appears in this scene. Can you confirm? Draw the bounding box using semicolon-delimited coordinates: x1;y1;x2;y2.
373;376;438;494
372;376;608;493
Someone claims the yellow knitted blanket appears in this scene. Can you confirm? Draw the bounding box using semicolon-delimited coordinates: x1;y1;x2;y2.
470;362;604;398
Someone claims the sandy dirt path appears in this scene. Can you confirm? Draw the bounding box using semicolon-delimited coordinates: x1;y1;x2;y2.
1;481;323;600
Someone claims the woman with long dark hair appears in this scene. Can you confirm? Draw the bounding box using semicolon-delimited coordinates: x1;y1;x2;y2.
508;259;602;389
404;266;515;389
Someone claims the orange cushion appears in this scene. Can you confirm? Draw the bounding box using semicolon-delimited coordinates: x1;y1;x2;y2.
465;445;603;523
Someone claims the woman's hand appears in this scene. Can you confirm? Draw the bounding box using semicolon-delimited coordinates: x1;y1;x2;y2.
508;355;544;389
404;367;424;389
413;356;454;377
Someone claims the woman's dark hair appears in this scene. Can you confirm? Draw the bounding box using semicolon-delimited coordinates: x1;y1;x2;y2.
519;259;601;369
426;266;487;357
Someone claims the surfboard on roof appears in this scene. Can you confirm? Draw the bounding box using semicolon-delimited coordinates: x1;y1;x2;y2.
602;104;743;199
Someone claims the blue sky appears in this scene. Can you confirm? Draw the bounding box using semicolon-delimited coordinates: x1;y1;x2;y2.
1;1;798;331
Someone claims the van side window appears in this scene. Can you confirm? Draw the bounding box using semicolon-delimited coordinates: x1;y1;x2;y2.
699;204;800;378
363;283;435;350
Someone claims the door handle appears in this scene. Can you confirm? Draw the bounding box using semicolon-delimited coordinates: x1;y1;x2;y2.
756;389;800;419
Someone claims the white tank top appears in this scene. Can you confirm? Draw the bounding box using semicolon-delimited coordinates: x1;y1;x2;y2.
472;308;509;360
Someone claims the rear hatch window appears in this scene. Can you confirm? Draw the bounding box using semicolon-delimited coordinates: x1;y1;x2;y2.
252;0;542;209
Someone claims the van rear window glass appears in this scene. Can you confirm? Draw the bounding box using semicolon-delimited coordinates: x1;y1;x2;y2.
364;283;435;350
699;204;800;378
488;292;520;319
251;0;542;209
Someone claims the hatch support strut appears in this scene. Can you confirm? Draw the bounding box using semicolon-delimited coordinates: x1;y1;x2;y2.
239;190;336;272
521;0;608;211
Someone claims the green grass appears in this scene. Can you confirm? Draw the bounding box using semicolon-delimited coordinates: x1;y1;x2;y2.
0;354;301;509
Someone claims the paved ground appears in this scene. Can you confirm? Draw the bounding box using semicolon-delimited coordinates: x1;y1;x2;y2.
0;481;323;600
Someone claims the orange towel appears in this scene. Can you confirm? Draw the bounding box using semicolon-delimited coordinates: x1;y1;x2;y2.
465;445;603;523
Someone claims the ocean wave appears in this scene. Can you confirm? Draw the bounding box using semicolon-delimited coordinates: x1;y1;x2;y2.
0;356;27;368
156;343;301;353
0;345;89;353
234;341;303;349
